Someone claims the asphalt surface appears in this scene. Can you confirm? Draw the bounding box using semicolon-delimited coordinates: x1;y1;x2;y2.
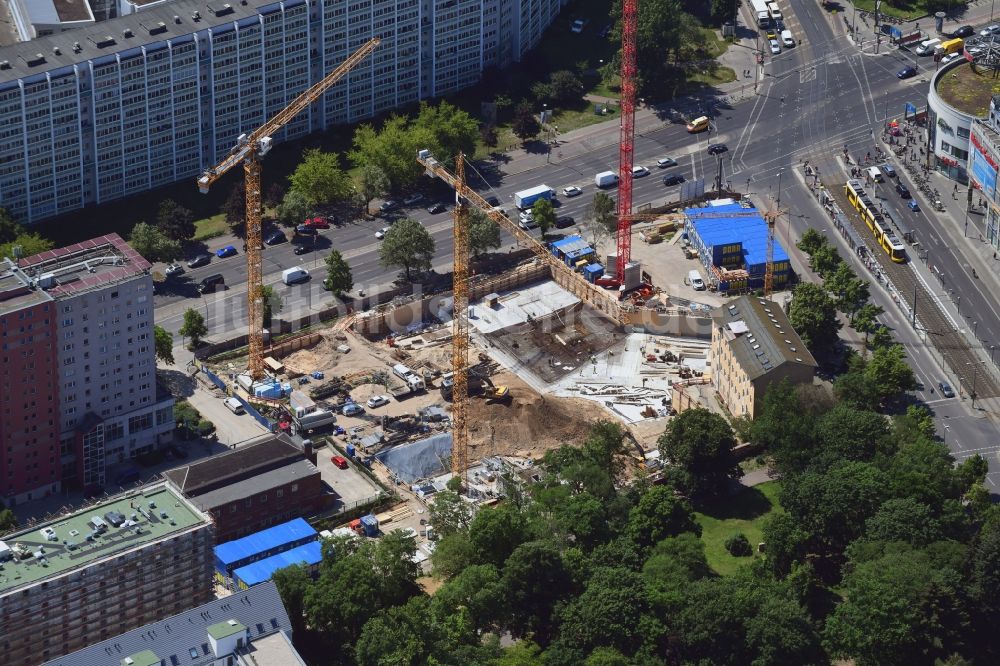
151;0;1000;484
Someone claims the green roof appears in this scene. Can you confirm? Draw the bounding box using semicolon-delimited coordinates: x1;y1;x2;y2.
122;650;160;666
0;484;208;596
207;619;247;640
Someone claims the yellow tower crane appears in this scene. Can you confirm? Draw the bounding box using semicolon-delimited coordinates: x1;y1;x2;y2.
451;154;471;487
197;38;380;379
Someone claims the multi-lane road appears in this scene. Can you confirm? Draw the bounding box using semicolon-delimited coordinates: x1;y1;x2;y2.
152;0;1000;482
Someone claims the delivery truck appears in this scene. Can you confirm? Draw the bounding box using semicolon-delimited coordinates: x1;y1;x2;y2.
595;171;619;188
282;266;309;285
513;184;554;210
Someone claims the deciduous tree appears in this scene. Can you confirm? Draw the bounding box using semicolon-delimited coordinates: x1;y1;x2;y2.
179;309;208;348
532;198;556;236
658;408;739;500
323;249;353;296
788;282;841;354
511;101;541;142
0;233;53;261
153;325;174;365
626;485;700;550
469;209;502;257
378;217;435;279
430;490;475;537
156;199;195;241
277;190;311;228
223;180;246;233
289;148;353;205
129;222;181;263
258;284;282;326
863;343;917;406
358;164;390;213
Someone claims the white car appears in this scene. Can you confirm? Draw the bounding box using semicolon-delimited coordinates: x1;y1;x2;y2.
164;263;184;277
366;395;390;408
402;193;423;205
781;29;794;47
632;166;650;177
981;24;1000;36
769;39;781;55
562;186;583;197
519;209;534;222
375;226;391;239
656;157;677;168
941;52;961;64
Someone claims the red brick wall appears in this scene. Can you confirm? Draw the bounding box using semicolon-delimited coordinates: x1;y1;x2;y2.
0;301;60;502
207;471;326;543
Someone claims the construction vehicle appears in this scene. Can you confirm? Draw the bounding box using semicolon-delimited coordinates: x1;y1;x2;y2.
196;38;379;380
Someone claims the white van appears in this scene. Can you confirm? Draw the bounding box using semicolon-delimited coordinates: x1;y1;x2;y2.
781;29;794;47
688;270;705;290
282;266;309;285
867;166;884;183
916;38;941;56
224;397;245;414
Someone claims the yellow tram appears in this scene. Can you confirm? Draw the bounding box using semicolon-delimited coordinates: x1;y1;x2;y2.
844;179;907;263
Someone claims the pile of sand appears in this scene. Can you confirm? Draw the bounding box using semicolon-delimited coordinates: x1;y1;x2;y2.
466;371;596;458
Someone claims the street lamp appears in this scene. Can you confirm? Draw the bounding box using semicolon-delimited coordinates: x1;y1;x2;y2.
992;344;997;365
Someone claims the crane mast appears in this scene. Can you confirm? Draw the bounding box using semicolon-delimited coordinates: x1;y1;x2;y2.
615;0;638;283
451;154;471;487
196;38;380;379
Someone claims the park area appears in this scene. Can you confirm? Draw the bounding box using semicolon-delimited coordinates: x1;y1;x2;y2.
695;481;783;576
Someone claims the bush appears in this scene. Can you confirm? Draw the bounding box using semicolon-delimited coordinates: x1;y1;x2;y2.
725;533;753;557
197;419;216;435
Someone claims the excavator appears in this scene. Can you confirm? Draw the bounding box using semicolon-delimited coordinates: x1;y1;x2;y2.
440;365;510;403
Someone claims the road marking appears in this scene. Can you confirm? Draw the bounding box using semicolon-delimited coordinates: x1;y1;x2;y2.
799;67;817;84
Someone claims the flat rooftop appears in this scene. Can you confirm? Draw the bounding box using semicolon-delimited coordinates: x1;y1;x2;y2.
16;233;150;300
0;260;53;316
686;204;789;270
470;280;581;334
0;484;209;595
936;61;998;117
238;630;307;666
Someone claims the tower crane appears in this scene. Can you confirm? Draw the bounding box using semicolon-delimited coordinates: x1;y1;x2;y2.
614;0;639;284
196;38;380;380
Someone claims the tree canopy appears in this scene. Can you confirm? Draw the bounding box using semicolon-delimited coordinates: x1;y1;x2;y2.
289;149;353;206
378;217;435;279
129;222;181;263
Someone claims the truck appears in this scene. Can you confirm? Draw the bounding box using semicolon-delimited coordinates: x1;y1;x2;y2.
936;37;964;56
749;0;771;27
595;171;619;188
392;363;426;391
282;266;309;285
513;184;554;210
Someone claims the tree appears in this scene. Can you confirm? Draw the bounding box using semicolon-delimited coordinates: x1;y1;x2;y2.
0;207;22;244
832;362;880;411
259;285;282;327
810;243;842;277
863;498;943;544
658;408;739;499
129;222;181;263
323;249;353;296
532;198;556;236
350;116;424;191
626;485;700;550
500;541;572;641
431;563;504;631
358;164;390;213
0;500;16;534
852;302;884;343
155;198;195;241
179;309;208;348
0;233;53;262
725;533;753;556
511;101;541;142
591;191;617;235
864;343;917;406
271;563;312;634
153;325;174;365
749;380;817;476
797;228;828;256
480;124;499;148
277;189;311;228
288;148;353;205
429;490;474;537
824;262;869;319
813;404;889;467
223;180;246;232
412;100;479;163
548;70;585;106
379;217;435;279
469;504;529;568
264;182;287;208
554;568;649;655
788;282;841;354
469;209;502;257
431;533;476;579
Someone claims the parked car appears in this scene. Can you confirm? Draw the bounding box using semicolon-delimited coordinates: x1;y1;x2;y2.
427;202;447;214
215;245;237;258
563;185;583;197
981;24;1000;36
294;244;310;255
895;182;911;198
367;395;390;408
938;381;955;398
294;225;318;236
187;254;212;268
632;165;650;177
169;445;188;460
331;455;349;469
403;193;423;205
657;157;677;168
555;216;575;229
571;18;587;33
303;217;329;229
663;173;686;186
165;263;184;277
951;25;975;38
379;200;398;213
897;66;918;79
342;402;364;416
769;39;781;54
375;226;392;239
708;143;729;155
485;195;500;206
264;230;286;245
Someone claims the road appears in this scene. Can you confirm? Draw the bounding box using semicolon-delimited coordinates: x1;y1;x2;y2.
152;0;1000;481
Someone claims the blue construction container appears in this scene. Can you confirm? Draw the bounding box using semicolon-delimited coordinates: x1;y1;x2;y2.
583;263;604;283
360;514;379;537
232;541;323;590
214;518;317;577
346;443;356;457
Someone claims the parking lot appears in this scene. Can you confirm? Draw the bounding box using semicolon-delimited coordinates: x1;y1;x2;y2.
315;443;384;511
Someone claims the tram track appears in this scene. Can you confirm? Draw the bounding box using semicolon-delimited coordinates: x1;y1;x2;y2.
826;182;1000;398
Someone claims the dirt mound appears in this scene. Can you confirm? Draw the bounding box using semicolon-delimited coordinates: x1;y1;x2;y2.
466;371;595;458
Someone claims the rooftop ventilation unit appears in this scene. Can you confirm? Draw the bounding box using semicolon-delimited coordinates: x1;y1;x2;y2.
52;46;60;55
174;15;181;23
26;53;46;66
123;28;133;37
191;10;201;20
36;273;56;289
73;42;81;52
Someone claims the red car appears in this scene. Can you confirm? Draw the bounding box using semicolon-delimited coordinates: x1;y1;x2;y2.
303;217;330;229
331;455;349;469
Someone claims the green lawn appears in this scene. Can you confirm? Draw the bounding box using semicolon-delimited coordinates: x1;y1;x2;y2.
193;214;228;241
848;0;926;21
695;481;783;576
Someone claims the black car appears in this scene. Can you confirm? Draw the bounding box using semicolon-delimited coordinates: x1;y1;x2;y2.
427;203;447;214
264;230;286;245
663;173;685;186
938;381;955;398
707;143;728;155
895;182;911;198
294;244;310;255
952;25;975;38
555;216;575;229
485;196;500;206
186;254;212;268
897;66;917;79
